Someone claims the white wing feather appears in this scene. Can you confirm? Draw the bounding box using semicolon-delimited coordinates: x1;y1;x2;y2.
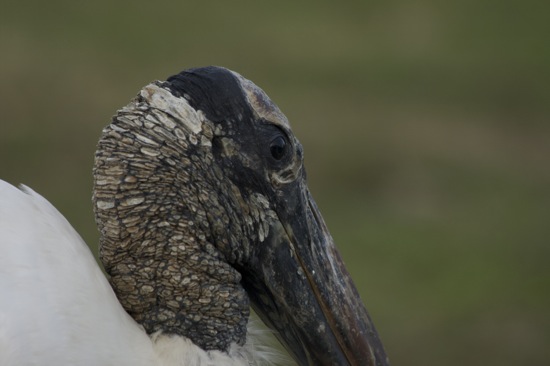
0;180;155;366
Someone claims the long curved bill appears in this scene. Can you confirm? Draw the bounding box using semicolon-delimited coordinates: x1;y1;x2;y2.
243;188;389;366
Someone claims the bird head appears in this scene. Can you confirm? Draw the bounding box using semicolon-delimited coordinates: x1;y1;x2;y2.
93;66;388;366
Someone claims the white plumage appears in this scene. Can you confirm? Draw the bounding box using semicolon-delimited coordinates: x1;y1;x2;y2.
0;181;276;366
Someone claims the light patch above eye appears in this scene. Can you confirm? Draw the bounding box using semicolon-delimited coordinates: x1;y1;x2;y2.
229;70;291;130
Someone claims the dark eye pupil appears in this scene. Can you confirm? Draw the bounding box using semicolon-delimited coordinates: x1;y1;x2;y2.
270;136;287;160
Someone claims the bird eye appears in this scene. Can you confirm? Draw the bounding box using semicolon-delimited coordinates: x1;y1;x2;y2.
270;136;287;160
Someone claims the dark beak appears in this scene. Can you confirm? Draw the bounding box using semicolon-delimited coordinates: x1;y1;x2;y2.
241;186;389;366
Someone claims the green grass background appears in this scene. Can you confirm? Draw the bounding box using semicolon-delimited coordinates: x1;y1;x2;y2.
1;1;549;365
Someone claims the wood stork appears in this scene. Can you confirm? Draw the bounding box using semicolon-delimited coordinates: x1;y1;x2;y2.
0;66;389;366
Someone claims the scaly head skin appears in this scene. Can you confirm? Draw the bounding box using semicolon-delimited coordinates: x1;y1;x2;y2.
93;66;389;365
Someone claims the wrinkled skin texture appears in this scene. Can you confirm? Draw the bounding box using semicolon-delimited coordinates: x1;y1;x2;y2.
93;67;389;365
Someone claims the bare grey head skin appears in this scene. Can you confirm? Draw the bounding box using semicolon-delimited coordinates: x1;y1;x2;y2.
93;66;389;366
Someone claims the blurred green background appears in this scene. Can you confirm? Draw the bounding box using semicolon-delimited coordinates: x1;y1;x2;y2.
1;1;549;365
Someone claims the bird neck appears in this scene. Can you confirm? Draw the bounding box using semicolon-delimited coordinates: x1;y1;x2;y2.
93;89;250;352
102;221;250;351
